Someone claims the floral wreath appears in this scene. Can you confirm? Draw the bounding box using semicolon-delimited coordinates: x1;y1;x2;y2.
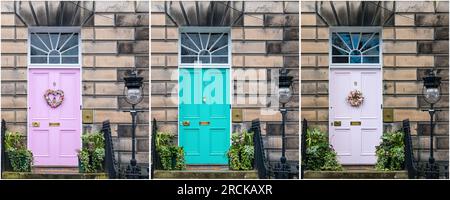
44;89;65;108
346;89;364;107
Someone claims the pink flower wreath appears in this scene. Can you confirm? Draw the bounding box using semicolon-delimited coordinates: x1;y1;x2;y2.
346;89;364;107
44;89;65;108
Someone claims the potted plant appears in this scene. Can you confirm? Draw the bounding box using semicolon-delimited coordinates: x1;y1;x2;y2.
4;131;33;172
227;130;254;170
375;131;405;171
78;132;105;173
305;128;342;171
155;131;186;170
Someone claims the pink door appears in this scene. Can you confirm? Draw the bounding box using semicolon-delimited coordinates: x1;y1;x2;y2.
329;68;382;165
28;68;81;166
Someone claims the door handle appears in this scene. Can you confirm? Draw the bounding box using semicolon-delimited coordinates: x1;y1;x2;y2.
182;121;190;126
32;122;40;127
333;121;341;126
199;121;210;126
49;122;60;127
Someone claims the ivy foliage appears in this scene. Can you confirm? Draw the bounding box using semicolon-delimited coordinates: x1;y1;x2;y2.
228;130;254;170
156;132;186;170
305;128;342;171
78;132;105;173
4;131;33;172
375;131;405;171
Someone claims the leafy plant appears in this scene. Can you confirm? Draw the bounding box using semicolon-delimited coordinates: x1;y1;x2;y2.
4;131;33;172
78;132;105;173
227;130;254;170
155;132;186;170
305;128;342;171
375;131;405;171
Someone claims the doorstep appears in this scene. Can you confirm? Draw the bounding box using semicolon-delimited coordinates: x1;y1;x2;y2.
303;170;408;179
1;167;108;179
153;165;258;179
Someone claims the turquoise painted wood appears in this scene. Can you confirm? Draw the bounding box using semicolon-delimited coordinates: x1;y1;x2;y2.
179;68;230;164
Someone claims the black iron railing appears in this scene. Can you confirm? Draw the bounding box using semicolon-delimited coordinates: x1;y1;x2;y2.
250;119;270;179
102;120;119;179
1;119;9;173
301;118;308;179
402;119;418;179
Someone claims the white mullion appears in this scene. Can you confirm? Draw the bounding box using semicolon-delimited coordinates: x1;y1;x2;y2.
185;33;201;51
48;33;54;50
209;33;225;51
349;32;354;49
198;33;204;50
361;44;379;54
30;44;49;54
332;44;350;54
34;33;51;51
205;33;211;50
181;44;200;54
336;32;352;51
360;32;376;51
55;33;61;50
60;44;78;54
210;44;228;54
58;33;75;52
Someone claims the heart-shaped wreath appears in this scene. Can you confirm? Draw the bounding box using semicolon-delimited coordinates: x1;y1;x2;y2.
346;89;364;107
44;89;65;108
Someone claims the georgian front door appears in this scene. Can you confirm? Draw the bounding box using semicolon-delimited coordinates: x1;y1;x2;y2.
329;28;382;165
28;68;81;166
179;68;230;164
27;29;81;166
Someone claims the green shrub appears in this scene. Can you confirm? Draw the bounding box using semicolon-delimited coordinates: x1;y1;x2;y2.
227;130;254;170
78;132;105;173
375;131;405;171
305;128;342;171
155;132;186;170
4;131;33;172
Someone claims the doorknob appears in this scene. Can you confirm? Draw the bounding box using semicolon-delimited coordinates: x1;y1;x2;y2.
32;122;40;127
182;121;190;126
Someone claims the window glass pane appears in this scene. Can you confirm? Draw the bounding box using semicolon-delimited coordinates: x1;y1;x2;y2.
30;31;79;64
331;31;379;64
30;57;47;63
180;31;229;64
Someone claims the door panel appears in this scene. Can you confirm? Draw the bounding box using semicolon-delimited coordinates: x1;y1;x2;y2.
329;68;382;164
179;68;230;164
28;68;81;166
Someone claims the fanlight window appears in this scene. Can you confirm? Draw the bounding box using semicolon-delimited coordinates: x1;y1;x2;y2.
331;32;380;64
180;32;229;64
30;32;79;64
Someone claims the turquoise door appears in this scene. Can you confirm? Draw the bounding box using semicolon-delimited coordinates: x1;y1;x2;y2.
179;68;230;164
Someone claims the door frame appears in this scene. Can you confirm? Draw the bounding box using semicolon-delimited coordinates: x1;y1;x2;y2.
177;26;232;159
27;26;82;165
328;26;383;164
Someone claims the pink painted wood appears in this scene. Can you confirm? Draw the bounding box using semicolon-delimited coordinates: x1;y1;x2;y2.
28;68;81;166
329;68;382;165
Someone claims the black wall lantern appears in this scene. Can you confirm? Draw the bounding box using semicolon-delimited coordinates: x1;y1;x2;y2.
276;68;293;179
123;69;144;179
422;70;442;179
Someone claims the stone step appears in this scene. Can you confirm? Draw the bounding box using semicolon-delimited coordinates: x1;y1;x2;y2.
186;165;228;171
303;170;408;179
153;170;258;179
1;172;108;179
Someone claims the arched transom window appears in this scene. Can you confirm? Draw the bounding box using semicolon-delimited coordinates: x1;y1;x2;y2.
180;30;229;65
29;31;79;64
331;31;380;64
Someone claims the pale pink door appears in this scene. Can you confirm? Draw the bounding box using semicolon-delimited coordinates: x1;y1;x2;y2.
28;68;81;166
329;68;382;165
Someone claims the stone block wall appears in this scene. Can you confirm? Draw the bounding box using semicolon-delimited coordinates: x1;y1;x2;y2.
1;1;149;167
301;1;449;163
151;1;299;163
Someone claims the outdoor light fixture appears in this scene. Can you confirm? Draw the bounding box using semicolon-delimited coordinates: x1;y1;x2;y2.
276;68;293;179
123;69;144;179
422;70;442;179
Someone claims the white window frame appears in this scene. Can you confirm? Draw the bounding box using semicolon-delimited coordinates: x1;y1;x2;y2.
329;26;382;68
28;26;81;68
178;26;231;68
